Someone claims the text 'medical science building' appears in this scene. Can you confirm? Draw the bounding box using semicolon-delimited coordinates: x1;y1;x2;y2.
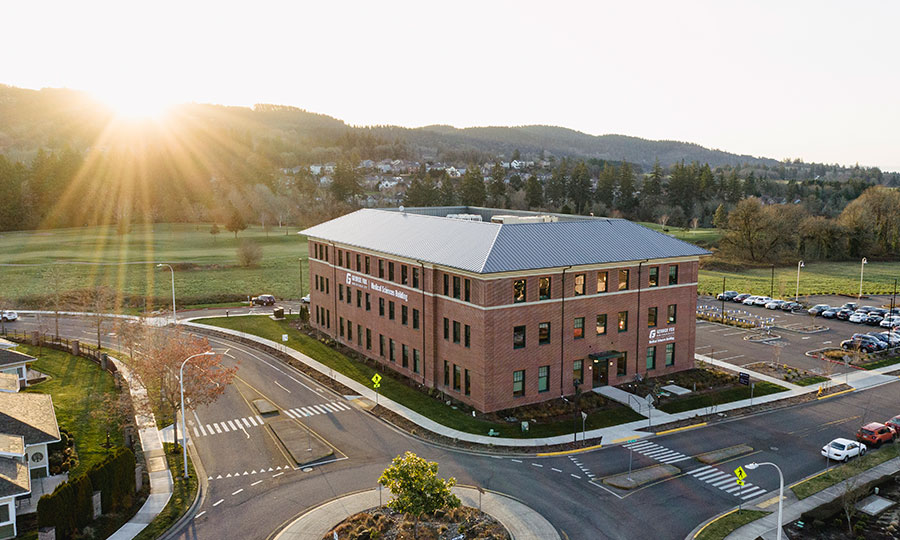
302;207;709;413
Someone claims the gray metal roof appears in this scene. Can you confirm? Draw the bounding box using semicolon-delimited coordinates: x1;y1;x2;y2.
302;209;710;274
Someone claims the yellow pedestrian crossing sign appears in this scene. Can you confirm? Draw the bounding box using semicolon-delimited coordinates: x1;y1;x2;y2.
734;466;747;485
371;373;382;389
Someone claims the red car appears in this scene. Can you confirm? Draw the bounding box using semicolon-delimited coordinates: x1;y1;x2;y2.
886;416;900;433
856;422;897;446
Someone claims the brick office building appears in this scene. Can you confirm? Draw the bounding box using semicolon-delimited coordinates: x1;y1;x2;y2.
302;207;709;413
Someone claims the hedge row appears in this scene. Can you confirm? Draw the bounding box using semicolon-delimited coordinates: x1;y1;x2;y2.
37;447;136;539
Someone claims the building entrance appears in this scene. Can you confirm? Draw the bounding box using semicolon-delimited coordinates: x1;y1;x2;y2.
589;350;623;388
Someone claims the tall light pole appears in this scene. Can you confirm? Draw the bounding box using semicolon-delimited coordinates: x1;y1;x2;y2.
179;351;215;478
795;261;804;302
745;461;784;540
157;263;176;324
858;257;868;301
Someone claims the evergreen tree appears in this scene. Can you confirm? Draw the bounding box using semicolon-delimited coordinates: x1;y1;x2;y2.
329;161;363;202
404;177;440;207
595;163;617;207
713;203;728;229
459;166;486;206
568;161;593;214
618;161;636;215
545;160;569;208
525;175;544;209
438;174;458;205
488;163;507;207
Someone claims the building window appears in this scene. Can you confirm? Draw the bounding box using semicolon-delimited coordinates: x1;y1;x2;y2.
597;271;608;293
574;273;585;296
366;328;372;350
380;334;385;356
648;307;658;327
464;325;471;348
618;311;628;332
326;310;330;328
379;259;384;278
539;277;551;300
453;365;461;391
365;256;370;275
538;322;551;345
356;254;361;271
444;360;450;386
464;279;471;302
324;246;328;262
513;279;527;303
453;321;461;344
379;298;385;316
357;290;362;308
443;274;449;295
513;370;525;397
649;267;659;288
347;320;352;341
574;317;585;339
646;346;657;371
402;344;409;368
325;278;328;294
388;301;395;320
617;354;627;376
339;317;344;337
464;369;471;396
366;293;371;311
666;343;675;366
338;284;344;301
619;269;629;291
412;267;419;288
669;265;679;285
388;262;395;282
346;287;351;304
389;339;395;362
668;304;677;324
358;324;362;346
596;314;607;335
401;305;408;325
413;349;420;373
413;308;420;329
573;360;583;385
338;250;343;267
538;365;550;393
513;325;526;349
443;318;449;340
453;276;461;299
401;265;408;285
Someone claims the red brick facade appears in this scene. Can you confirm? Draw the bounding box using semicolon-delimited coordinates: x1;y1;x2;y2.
308;240;700;413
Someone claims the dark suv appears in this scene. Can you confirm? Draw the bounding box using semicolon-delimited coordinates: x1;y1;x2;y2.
717;291;739;301
841;336;880;353
251;294;276;306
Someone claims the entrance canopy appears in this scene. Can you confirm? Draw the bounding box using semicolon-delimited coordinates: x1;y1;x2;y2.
589;350;623;361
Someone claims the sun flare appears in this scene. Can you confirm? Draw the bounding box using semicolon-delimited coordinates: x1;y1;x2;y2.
95;87;175;120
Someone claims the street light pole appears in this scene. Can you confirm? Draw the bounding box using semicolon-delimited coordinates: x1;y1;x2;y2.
745;461;784;540
858;257;868;301
770;264;775;298
157;263;177;324
179;351;215;479
795;261;804;302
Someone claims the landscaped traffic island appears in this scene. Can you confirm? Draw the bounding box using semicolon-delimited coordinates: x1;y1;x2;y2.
327;506;509;540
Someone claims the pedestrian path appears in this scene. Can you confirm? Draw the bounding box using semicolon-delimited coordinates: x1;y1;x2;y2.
281;401;351;419
568;455;595;479
687;464;767;500
194;415;265;437
622;440;692;464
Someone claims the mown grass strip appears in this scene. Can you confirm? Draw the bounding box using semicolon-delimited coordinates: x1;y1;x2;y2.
791;446;900;500
694;509;769;540
658;382;787;414
793;375;830;386
199;315;644;439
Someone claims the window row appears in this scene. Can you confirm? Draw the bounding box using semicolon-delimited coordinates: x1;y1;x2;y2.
646;343;676;370
312;242;421;289
512;305;677;348
442;318;472;347
443;360;472;396
331;283;421;329
324;311;422;374
512;365;551;397
511;264;680;303
314;274;330;294
442;273;472;302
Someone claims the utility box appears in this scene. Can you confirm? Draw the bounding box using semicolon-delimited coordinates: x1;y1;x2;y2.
271;307;285;321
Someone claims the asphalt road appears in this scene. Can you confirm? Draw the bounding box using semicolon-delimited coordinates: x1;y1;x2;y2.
11;310;900;540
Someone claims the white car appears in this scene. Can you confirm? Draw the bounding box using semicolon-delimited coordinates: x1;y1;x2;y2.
743;296;761;305
753;296;773;306
821;438;866;462
849;311;868;323
1;311;17;322
301;294;310;304
765;300;786;310
881;316;900;328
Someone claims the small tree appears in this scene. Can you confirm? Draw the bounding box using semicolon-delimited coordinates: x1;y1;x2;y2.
78;287;117;348
237;239;263;267
210;223;220;242
378;451;461;539
225;209;247;238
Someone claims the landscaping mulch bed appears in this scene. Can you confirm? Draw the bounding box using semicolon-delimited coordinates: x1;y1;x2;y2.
745;361;829;385
326;506;509;540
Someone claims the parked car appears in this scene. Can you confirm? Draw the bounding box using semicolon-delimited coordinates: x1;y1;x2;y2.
753;296;774;306
0;311;17;322
852;333;888;349
765;299;786;310
836;308;854;321
879;332;900;347
864;332;891;348
742;295;760;305
734;293;752;303
781;301;803;312
822;438;866;462
856;422;896;446
881;316;900;329
251;294;276;306
866;313;885;326
822;308;839;319
808;304;831;316
849;311;868;323
841;337;879;353
842;302;859;311
300;294;310;304
886;415;900;433
717;291;739;301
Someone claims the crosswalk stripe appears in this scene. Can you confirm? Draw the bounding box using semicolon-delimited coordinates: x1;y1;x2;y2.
256;415;264;424
292;408;307;417
206;424;214;435
742;488;766;500
704;472;730;483
689;465;713;476
193;427;199;437
335;402;350;411
323;403;340;412
313;405;330;414
644;449;672;457
227;420;238;431
242;418;252;427
664;456;692;464
301;406;316;416
283;409;296;419
711;477;735;488
724;484;744;493
213;423;223;433
247;416;258;426
198;424;207;436
652;451;681;460
628;442;656;451
695;470;723;481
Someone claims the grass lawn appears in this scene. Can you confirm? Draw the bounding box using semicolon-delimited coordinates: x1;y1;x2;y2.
20;343;123;476
791;444;900;499
861;355;900;370
695;510;770;540
699;260;900;298
793;375;831;386
0;222;308;308
133;443;197;540
638;222;722;246
658;381;787;414
198;316;643;438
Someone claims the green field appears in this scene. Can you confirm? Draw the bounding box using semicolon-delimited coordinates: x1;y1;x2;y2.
699;261;900;298
0;223;308;309
638;222;722;246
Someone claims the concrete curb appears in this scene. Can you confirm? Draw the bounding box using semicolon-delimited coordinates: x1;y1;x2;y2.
270;485;559;540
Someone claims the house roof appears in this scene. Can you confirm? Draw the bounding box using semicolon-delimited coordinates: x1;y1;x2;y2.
0;434;23;458
0;348;33;368
301;207;710;274
0;392;60;446
0;455;29;499
0;373;17;393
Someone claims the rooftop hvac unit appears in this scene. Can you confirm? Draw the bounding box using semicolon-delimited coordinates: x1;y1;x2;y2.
491;214;559;224
446;213;483;221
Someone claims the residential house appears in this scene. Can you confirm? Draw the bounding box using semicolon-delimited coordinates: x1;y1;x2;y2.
0;433;28;539
0;346;30;389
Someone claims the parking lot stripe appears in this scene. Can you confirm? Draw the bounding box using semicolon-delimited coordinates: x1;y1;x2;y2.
719;355;745;362
723;331;747;336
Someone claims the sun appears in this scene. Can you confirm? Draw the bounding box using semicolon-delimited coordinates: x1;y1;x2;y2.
94;87;176;120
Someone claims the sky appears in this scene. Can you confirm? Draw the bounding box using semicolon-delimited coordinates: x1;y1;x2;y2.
3;1;899;171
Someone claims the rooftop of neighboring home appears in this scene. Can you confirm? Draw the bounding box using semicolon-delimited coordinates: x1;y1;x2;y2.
0;391;60;446
0;347;33;368
302;206;710;274
0;451;29;499
0;373;17;393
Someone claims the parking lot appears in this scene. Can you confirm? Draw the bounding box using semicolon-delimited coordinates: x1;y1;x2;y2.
695;294;899;377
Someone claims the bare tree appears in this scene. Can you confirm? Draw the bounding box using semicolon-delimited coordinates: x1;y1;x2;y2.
43;265;69;340
840;475;864;536
78;287;117;349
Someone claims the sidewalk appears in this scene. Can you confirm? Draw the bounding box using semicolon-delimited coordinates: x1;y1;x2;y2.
106;357;174;540
272;486;559;540
719;456;900;540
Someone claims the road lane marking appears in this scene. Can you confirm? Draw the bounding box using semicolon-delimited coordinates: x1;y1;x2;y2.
719;355;745;362
213;499;224;507
552;468;562;472
195;511;206;519
272;472;284;478
511;459;522;463
571;474;581;479
274;380;292;393
531;463;543;468
251;480;262;486
232;489;243;495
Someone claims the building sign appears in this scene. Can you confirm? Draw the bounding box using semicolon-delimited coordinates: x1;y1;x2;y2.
648;327;675;345
346;272;409;302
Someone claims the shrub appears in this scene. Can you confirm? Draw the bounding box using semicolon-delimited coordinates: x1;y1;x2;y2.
237;239;263;267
